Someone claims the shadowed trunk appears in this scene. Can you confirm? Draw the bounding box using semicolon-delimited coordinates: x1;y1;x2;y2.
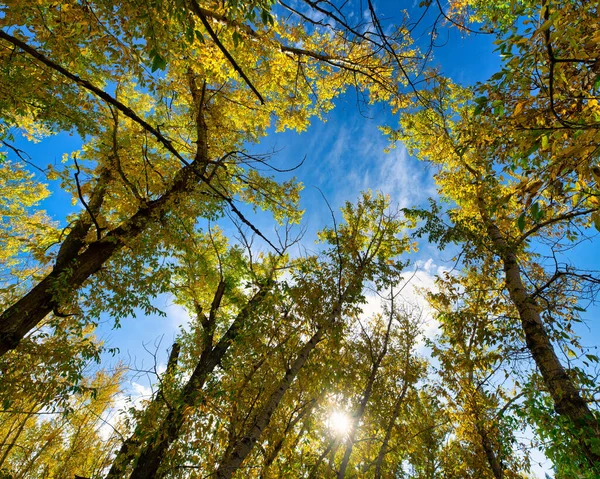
0;155;212;357
121;283;271;479
475;418;504;479
215;325;327;479
213;259;371;479
308;439;336;479
105;343;181;479
259;399;317;478
0;32;221;358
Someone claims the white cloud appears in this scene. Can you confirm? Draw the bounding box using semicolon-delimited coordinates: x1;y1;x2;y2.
130;381;153;400
164;299;191;329
95;379;153;441
396;261;445;343
306;119;435;211
357;258;445;346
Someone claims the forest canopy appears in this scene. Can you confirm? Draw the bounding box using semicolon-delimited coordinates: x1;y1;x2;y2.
1;0;599;478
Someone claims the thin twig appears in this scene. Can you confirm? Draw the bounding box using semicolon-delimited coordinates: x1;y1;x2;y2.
190;0;265;104
73;155;102;241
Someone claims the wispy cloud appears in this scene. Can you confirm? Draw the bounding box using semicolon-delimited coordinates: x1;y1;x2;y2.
359;257;447;346
294;116;435;212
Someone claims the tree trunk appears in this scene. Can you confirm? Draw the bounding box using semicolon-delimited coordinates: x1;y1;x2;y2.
475;419;504;479
105;344;181;479
0;158;210;357
120;285;271;479
215;326;326;479
0;410;35;468
308;439;336;479
484;218;600;467
259;398;316;478
374;380;409;479
338;322;392;478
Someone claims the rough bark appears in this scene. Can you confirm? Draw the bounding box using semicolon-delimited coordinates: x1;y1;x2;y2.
0;156;210;357
483;216;600;467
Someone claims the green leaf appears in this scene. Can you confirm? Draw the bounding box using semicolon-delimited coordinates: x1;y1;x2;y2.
185;26;194;44
586;354;599;363
594;74;600;91
473;96;488;115
261;8;270;25
150;50;167;72
517;212;526;232
530;201;544;221
531;201;539;219
592;212;600;232
523;140;540;158
232;31;242;48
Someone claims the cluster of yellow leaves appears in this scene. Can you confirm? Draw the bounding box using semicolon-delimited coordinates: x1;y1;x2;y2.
0;161;58;296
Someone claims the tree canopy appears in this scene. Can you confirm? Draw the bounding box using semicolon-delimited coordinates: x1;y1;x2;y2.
1;0;599;478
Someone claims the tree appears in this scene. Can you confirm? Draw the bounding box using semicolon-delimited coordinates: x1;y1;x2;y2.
0;0;423;357
428;262;532;479
395;76;600;472
101;192;410;478
334;300;423;479
0;367;125;479
4;0;600;476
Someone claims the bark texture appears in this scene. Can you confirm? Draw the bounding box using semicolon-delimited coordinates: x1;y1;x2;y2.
483;217;600;468
215;326;326;479
0;157;210;356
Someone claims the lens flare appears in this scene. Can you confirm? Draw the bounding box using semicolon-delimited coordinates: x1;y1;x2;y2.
327;411;351;436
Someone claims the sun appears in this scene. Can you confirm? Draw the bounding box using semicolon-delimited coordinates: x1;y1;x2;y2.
327;411;351;436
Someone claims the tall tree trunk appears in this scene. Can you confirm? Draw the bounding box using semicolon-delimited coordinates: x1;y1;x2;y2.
259;400;315;479
120;284;271;479
474;418;504;479
338;312;394;479
337;371;375;479
374;380;409;479
215;326;327;479
0;40;215;357
105;344;181;479
0;157;211;357
482;212;600;467
308;439;336;479
0;410;35;468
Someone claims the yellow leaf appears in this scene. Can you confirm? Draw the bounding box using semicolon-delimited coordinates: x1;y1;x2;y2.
513;102;524;117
